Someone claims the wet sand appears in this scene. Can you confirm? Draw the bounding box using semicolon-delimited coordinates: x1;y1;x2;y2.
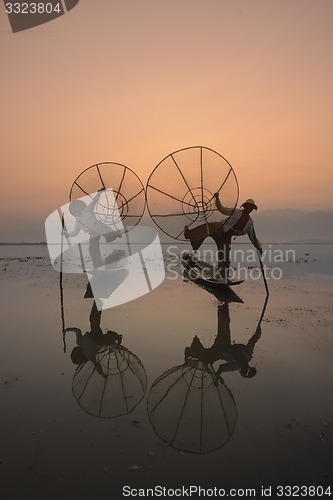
0;246;333;499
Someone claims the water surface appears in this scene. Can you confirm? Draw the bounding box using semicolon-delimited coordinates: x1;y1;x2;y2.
0;244;332;498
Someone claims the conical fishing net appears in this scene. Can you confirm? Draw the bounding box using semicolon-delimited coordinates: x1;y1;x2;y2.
146;146;238;240
147;361;237;453
70;162;146;232
72;345;147;418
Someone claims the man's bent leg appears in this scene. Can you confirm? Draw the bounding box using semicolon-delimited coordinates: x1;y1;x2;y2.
215;232;231;281
184;222;224;251
89;235;103;268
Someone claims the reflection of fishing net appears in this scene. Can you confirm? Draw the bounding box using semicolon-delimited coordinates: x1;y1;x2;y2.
72;345;147;418
70;162;146;231
147;361;237;453
146;146;239;240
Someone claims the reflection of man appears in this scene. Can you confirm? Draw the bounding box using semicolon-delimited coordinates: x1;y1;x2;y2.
64;301;122;374
62;189;121;267
184;194;262;280
185;302;261;379
216;326;261;379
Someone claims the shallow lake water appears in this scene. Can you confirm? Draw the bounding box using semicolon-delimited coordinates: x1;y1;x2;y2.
0;244;332;498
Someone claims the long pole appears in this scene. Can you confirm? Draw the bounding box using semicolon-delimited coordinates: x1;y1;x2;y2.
258;251;269;296
257;295;269;328
59;211;66;352
252;227;269;296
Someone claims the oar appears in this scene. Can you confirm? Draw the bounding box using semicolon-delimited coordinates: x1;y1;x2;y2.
252;227;269;296
257;294;269;328
59;211;66;352
258;250;269;296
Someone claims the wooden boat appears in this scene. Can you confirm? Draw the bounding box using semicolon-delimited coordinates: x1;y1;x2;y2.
180;252;244;288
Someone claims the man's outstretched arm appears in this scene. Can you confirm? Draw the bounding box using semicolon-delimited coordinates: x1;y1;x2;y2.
214;193;233;216
62;219;81;238
86;189;105;213
247;224;262;255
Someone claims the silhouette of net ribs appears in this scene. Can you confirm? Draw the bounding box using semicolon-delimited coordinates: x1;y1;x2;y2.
146;146;239;240
147;361;237;453
70;162;146;232
72;345;147;418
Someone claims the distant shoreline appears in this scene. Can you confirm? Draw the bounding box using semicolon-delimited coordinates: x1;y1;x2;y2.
0;241;333;246
0;242;47;245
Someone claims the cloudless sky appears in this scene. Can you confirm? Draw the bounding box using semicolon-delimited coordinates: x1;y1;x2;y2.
1;0;332;220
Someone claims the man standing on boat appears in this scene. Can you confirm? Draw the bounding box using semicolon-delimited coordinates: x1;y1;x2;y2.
184;193;262;280
62;189;122;268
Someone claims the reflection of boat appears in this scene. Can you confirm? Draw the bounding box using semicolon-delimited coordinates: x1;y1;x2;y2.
181;251;244;287
72;343;147;418
147;360;237;454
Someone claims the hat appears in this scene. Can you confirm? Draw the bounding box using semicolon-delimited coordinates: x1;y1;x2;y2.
241;198;258;210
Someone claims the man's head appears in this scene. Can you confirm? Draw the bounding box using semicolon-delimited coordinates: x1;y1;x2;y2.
71;346;88;365
69;199;86;217
241;198;258;214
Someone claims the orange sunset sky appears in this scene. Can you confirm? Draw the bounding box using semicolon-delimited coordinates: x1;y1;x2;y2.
1;0;332;221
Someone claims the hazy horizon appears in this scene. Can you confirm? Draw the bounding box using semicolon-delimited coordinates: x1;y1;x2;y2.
0;207;332;244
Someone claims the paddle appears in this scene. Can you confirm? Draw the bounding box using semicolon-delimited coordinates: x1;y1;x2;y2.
258;250;269;296
59;211;66;353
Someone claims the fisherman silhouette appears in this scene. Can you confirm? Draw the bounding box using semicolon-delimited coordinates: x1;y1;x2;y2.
147;293;240;453
185;297;267;380
64;300;122;374
184;193;262;280
148;287;267;453
63;296;147;418
62;188;122;268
